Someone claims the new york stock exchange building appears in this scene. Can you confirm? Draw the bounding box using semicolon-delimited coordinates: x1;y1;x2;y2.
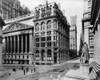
2;2;70;71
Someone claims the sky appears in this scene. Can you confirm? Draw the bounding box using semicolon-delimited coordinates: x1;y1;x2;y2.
20;0;84;51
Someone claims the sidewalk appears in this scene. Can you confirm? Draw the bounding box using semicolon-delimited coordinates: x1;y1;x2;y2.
14;70;35;80
52;57;80;67
60;58;94;80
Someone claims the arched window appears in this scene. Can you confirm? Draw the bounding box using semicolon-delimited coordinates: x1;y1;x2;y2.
35;50;39;57
58;22;60;30
41;49;45;61
41;22;45;31
53;20;57;29
41;50;45;56
35;23;39;32
47;49;51;57
47;20;51;30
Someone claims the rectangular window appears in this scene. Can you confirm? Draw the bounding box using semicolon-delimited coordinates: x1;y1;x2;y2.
47;31;51;35
47;42;51;47
41;43;45;47
41;37;45;41
47;36;51;41
36;38;39;42
54;36;57;40
53;31;57;35
36;43;39;47
54;42;57;46
35;33;39;37
0;36;2;44
41;32;45;36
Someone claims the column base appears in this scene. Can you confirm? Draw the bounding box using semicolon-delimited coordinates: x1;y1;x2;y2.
80;63;89;76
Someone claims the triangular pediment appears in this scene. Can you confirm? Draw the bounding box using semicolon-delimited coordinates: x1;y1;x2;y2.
3;22;33;33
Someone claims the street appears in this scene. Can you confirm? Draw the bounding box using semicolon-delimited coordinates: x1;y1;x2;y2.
0;58;80;80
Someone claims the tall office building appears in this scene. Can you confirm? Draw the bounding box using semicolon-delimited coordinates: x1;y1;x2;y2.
82;0;94;57
69;15;77;58
33;2;70;65
0;0;30;20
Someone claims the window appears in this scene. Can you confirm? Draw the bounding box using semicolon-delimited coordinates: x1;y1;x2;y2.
88;0;91;6
41;43;45;47
53;20;57;29
84;21;90;26
47;36;51;41
47;42;51;47
41;37;45;41
36;38;39;42
53;31;57;35
47;31;51;35
54;42;57;46
35;23;39;32
23;55;24;59
47;21;51;30
19;55;20;58
0;36;2;44
41;22;45;31
27;56;29;59
35;33;39;37
41;50;45;61
47;49;51;57
36;50;39;57
89;28;93;33
54;36;57;40
41;32;45;36
36;43;39;47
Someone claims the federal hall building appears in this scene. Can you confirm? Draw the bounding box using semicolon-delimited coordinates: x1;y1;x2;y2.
2;2;70;69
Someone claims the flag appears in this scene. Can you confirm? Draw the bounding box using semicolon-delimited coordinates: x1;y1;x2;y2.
46;0;49;10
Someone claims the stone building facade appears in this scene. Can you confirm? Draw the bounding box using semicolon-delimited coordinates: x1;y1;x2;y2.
0;16;5;67
90;0;100;65
0;0;30;20
2;22;34;69
82;0;94;57
33;2;70;65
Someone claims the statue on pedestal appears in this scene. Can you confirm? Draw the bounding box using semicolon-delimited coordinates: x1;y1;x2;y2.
80;42;90;64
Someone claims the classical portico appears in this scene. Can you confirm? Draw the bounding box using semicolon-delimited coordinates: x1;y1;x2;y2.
2;22;34;69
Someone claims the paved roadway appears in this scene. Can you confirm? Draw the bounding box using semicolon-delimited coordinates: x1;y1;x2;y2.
0;58;80;80
16;58;80;80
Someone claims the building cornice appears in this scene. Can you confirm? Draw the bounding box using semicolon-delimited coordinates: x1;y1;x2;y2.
91;0;100;25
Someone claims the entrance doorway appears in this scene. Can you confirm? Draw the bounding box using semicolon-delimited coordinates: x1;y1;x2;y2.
54;53;57;63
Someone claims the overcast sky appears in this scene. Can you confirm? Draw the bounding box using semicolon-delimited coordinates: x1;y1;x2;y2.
20;0;84;51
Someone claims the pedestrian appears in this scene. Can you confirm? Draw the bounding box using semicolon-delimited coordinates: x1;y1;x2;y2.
31;69;33;73
24;70;25;75
34;68;36;72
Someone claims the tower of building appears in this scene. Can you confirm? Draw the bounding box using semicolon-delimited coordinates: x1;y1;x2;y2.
69;15;77;58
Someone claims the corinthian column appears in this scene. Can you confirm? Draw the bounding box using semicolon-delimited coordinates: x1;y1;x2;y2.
10;36;12;53
14;35;16;53
21;35;23;53
25;34;27;52
29;34;33;53
17;35;19;53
